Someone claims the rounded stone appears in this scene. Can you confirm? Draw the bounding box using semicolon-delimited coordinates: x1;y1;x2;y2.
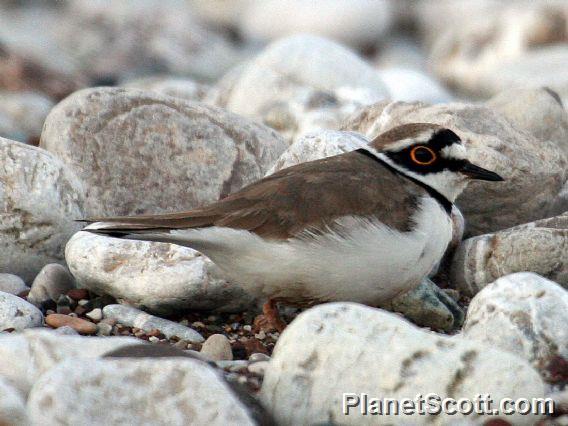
0;274;28;295
45;313;97;335
200;334;233;361
0;291;43;331
27;263;75;306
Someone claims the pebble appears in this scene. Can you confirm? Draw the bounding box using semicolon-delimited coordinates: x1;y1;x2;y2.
200;334;233;361
96;323;113;336
102;304;204;343
85;308;103;322
0;291;43;331
27;264;75;306
249;353;270;363
45;313;97;335
0;274;28;295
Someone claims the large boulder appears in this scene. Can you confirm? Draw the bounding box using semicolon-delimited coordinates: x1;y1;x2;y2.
342;98;568;236
41;87;287;217
462;273;568;375
65;232;254;314
261;303;545;425
0;138;85;282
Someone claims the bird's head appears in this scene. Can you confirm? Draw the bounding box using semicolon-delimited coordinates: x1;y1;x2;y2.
369;123;504;202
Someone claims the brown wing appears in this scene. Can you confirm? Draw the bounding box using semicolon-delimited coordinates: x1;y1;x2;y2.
84;151;426;239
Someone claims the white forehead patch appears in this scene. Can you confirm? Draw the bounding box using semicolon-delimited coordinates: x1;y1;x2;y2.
441;143;467;160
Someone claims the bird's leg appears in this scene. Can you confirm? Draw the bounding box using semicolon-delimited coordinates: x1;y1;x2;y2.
254;299;287;333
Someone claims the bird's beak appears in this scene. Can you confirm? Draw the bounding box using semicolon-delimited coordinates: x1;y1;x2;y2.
460;162;504;181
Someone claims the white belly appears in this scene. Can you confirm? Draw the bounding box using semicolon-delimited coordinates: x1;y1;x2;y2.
172;197;453;305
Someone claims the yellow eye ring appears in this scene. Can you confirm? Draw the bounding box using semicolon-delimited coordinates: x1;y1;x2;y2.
410;146;437;165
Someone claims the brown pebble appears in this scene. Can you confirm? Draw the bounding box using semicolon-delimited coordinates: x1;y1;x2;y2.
45;314;98;335
67;288;89;300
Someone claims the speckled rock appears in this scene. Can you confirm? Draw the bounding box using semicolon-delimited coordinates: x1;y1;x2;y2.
27;358;256;426
0;291;42;331
451;213;568;296
0;138;85;282
102;304;204;342
239;0;394;49
0;376;28;426
27;263;75;306
200;334;233;361
342;99;568;235
121;76;209;102
462;273;568;373
41;87;286;216
0;274;28;295
0;91;54;143
0;328;139;395
262;303;545;425
212;35;389;143
66;232;254;314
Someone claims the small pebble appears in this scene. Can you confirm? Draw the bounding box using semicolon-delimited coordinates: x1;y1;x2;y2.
86;308;103;321
249;353;270;363
96;322;113;336
243;325;252;332
45;313;97;335
255;331;266;340
200;334;233;361
148;336;159;343
67;288;89;300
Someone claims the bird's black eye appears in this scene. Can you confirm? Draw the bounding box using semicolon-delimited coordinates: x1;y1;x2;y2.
410;146;436;165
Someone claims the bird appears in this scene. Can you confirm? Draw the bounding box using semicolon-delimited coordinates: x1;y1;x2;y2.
81;123;503;331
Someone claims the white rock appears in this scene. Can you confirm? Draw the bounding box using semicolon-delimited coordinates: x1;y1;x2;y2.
451;213;568;296
240;0;394;49
0;291;43;331
66;232;254;314
85;308;102;322
0;376;28;426
378;68;452;104
0;138;85;282
343;99;568;235
374;35;428;71
261;303;546;425
0;91;54;143
41;87;286;217
102;304;204;342
122;76;209;102
0;274;28;295
0;328;139;395
219;35;389;116
27;358;256;426
462;273;568;371
200;334;233;361
27;263;75;306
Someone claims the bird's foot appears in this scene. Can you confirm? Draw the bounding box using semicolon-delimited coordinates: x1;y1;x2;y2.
254;299;287;333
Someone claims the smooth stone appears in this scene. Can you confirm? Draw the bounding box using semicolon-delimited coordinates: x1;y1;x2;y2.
102;304;204;342
27;358;256;425
451;212;568;296
0;138;85;282
0;91;54;143
0;376;28;426
462;273;568;372
85;308;102;321
342;98;568;236
0;274;28;295
261;303;546;425
122;76;209;102
0;329;139;395
66;232;254;314
27;263;75;306
200;334;233;361
249;353;271;363
41;87;286;216
46;313;97;335
378;67;452;104
239;0;394;49
386;278;464;332
0;291;43;331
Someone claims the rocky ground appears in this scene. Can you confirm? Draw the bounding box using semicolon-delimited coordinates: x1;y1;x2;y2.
0;0;567;425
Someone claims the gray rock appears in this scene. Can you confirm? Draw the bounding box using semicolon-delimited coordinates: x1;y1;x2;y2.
41;87;286;217
200;334;233;361
247;360;268;376
387;278;464;332
212;35;389;143
0;138;85;282
378;68;452;104
451;212;568;296
343;99;568;236
0;91;54;143
102;304;204;342
239;0;394;49
0;376;27;426
0;328;139;395
27;263;75;306
0;274;28;295
27;358;256;426
261;303;545;425
122;76;209;102
462;272;568;372
0;291;43;331
66;231;254;314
